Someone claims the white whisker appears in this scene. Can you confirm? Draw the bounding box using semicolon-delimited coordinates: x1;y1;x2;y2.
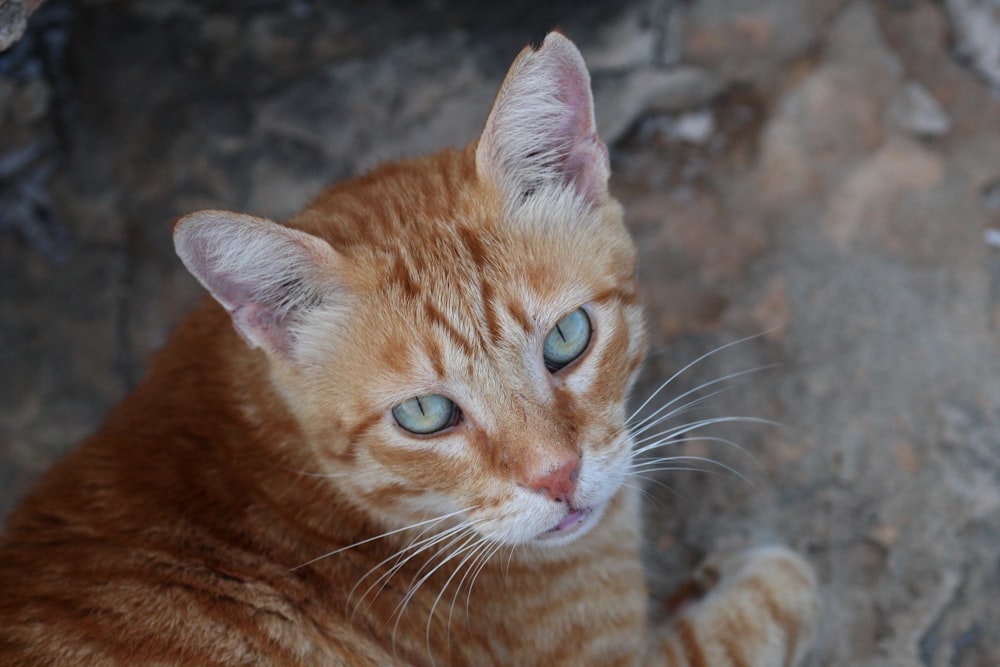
390;532;486;654
280;466;350;479
631;416;780;458
622;481;668;510
629;435;758;471
629;364;776;438
289;506;476;572
438;536;497;647
462;540;506;625
503;544;519;589
628;331;774;424
349;520;480;617
628;455;757;489
628;473;683;499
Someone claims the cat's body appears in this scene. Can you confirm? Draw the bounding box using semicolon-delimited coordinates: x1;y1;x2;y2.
0;34;817;666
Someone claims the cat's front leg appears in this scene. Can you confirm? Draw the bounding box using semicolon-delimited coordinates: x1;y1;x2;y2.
645;546;819;667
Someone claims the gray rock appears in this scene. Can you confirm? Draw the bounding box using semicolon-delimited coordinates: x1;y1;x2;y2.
888;81;953;137
594;65;725;143
945;0;1000;90
0;0;31;53
642;108;716;144
983;179;1000;211
581;6;657;71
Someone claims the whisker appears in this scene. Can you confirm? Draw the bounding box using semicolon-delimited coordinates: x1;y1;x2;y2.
280;466;350;479
462;540;506;625
348;520;479;617
629;454;716;470
429;535;495;658
631;416;780;458
502;544;516;589
630;435;759;473
627;331;775;425
628;474;683;499
390;533;486;654
630;432;747;454
627;455;758;489
404;522;486;591
385;529;481;653
289;506;476;572
441;537;497;645
629;364;777;438
622;480;668;511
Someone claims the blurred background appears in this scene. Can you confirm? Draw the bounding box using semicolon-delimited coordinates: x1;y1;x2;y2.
2;1;999;664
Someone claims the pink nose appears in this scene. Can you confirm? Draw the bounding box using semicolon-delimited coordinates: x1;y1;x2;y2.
525;457;580;502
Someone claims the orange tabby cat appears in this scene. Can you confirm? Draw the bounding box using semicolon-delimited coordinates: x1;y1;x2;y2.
0;33;817;666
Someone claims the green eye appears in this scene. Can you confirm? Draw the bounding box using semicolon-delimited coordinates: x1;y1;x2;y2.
392;394;460;435
543;308;592;372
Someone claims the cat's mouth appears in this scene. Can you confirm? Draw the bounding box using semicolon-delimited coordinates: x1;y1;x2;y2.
536;505;595;543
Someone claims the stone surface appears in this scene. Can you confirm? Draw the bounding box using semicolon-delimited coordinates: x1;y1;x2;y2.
945;0;1000;91
888;80;953;137
0;1;34;53
2;1;1000;664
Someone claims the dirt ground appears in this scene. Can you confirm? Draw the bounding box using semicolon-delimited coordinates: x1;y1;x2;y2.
2;1;999;665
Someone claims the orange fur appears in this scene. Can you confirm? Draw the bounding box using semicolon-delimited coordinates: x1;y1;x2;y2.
0;33;817;666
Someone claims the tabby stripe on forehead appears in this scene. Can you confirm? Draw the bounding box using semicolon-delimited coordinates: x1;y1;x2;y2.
455;226;508;346
456;226;490;271
505;297;532;334
423;333;446;377
423;299;478;357
391;254;420;298
592;284;637;307
479;278;503;346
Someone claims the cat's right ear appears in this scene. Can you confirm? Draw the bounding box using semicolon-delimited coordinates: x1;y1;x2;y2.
173;210;344;358
476;32;609;208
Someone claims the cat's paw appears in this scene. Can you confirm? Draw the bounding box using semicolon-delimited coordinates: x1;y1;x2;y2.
657;546;819;667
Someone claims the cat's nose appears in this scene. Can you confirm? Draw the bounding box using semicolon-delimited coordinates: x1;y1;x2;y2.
525;457;580;503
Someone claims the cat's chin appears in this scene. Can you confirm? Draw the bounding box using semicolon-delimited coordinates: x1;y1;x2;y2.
532;502;606;547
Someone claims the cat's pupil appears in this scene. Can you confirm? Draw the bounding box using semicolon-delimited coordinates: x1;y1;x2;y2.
392;394;459;435
543;308;591;373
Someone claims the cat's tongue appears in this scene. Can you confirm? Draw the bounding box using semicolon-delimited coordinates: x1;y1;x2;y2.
555;508;587;532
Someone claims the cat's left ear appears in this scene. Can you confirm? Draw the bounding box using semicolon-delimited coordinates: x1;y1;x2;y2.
174;210;345;359
476;31;609;207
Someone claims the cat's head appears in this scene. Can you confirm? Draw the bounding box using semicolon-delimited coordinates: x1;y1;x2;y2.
174;33;646;547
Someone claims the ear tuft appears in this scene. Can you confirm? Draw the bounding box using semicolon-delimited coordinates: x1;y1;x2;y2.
476;32;609;207
173;210;341;357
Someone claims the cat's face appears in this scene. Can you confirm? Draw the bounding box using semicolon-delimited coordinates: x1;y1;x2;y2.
175;34;645;547
283;159;645;547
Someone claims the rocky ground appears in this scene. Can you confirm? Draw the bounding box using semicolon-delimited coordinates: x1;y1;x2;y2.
2;1;1000;665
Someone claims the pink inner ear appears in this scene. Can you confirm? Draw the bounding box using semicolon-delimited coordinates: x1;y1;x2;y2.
232;302;296;355
564;134;610;204
550;54;609;202
552;50;596;137
174;210;340;359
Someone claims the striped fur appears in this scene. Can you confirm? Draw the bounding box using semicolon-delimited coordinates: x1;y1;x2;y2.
0;33;817;665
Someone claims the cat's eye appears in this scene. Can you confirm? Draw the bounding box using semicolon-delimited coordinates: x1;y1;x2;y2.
543;307;592;373
392;394;460;435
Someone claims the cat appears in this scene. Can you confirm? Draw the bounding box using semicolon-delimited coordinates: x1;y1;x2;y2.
0;32;818;666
